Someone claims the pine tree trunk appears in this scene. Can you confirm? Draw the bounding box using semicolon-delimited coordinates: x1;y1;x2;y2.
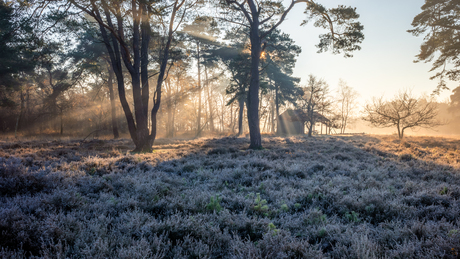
166;79;173;138
248;10;262;149
151;1;178;150
270;90;275;133
196;41;202;137
231;102;234;133
107;63;119;139
221;95;224;131
60;107;63;135
238;98;244;136
205;67;214;132
14;89;25;138
275;86;280;134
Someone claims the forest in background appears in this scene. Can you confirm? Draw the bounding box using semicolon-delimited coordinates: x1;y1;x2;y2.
1;0;457;144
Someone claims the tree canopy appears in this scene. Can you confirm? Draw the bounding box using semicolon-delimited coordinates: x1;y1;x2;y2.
409;0;460;93
0;1;38;107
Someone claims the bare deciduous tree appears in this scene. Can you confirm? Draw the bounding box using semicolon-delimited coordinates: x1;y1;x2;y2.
363;90;441;139
336;79;358;134
297;75;331;137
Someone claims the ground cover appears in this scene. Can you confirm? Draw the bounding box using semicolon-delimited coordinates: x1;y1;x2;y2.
1;135;460;258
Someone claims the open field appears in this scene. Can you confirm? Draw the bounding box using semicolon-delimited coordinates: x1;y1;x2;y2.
1;135;460;258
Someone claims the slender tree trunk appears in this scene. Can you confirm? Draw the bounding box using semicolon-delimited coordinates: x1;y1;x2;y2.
231;102;235;133
275;86;280;134
270;90;275;133
107;63;119;139
196;41;202;137
263;112;269;133
166;79;173;138
25;86;30;129
248;9;262;149
205;67;214;132
320;109;323;135
96;6;138;145
307;106;313;137
152;1;179;146
60;107;63;135
14;89;25;138
343;101;349;134
238;98;244;136
221;95;225;131
173;80;179;137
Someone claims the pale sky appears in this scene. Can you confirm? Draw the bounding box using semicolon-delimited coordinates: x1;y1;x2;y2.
278;0;455;105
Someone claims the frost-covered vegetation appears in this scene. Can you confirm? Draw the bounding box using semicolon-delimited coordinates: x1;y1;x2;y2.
1;135;460;258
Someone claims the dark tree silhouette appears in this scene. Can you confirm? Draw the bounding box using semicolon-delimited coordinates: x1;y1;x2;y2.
409;0;460;94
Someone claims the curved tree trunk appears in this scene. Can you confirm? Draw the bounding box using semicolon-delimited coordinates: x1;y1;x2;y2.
95;5;138;146
152;1;180;147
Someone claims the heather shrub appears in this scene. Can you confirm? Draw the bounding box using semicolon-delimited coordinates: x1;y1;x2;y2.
0;135;460;258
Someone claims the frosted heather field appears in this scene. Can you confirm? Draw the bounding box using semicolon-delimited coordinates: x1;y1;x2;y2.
1;135;460;258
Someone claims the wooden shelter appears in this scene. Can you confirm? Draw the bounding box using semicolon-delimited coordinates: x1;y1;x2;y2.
277;109;330;135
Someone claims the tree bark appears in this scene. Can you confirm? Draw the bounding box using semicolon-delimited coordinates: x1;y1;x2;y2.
121;1;150;152
97;4;138;145
196;41;202;137
14;89;25;138
107;63;119;139
230;102;234;133
166;78;173;138
248;3;262;149
221;95;225;131
275;85;280;134
152;0;181;146
205;67;214;132
59;107;63;135
238;98;244;136
73;0;185;151
270;90;275;133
